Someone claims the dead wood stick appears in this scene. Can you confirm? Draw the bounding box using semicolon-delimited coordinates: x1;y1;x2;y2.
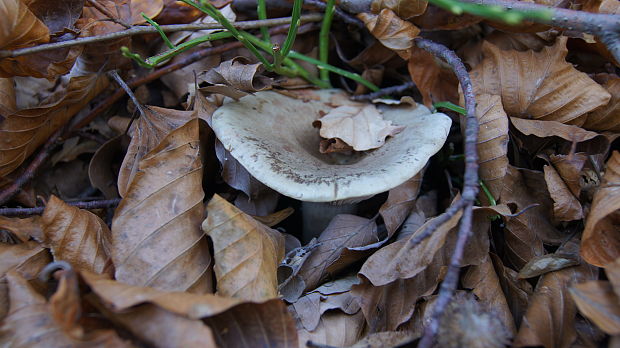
0;198;121;217
0;14;322;59
350;81;415;101
411;38;479;348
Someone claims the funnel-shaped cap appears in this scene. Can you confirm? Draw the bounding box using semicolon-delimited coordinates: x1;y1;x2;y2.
212;89;451;202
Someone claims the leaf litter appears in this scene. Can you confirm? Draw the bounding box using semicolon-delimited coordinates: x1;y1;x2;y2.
0;1;620;347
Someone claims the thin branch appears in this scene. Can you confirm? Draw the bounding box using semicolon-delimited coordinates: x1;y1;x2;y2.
0;126;66;205
411;38;479;348
108;70;146;117
0;198;121;217
350;81;415;101
0;14;322;59
457;0;620;62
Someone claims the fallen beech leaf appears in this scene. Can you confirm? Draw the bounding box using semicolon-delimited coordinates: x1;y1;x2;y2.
500;166;554;267
485;30;558;52
584;74;620;132
378;171;423;237
0;0;49;50
470;38;610;125
358;9;420;60
0;271;130;347
549;153;587;197
0;242;50;319
370;0;428;19
40;195;113;275
313;104;405;151
511;117;605;144
518;253;580;279
112;119;212;293
252;207;295;227
202;194;285;301
543;165;583;221
0;74;108;178
292;275;360;331
472;94;509;203
202;57;273;99
204;299;298;348
570;281;620;335
0;215;42;242
463;255;516;335
295;214;378;292
117;106;195;197
408;46;459;107
605;258;620;296
130;0;164;24
514;238;598;348
490;253;532;328
89;135;128;199
360;200;461;286
296;310;366;348
581;151;620;267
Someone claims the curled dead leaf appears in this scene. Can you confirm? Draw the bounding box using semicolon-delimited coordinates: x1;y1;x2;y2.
202;194;285;301
470;38;610;125
370;0;428;19
581;151;620;267
570;280;620;335
358;9;420;60
112;119;212;293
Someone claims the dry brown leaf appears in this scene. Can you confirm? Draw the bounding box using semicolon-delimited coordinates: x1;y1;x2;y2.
490;253;532;328
582;151;620;267
360;201;461;286
358;9;420;60
410;5;481;30
0;214;42;242
511;117;605;144
0;0;49;50
130;0;164;24
518;253;580;279
408;46;459;107
472;94;509;203
89;135;127;199
253;207;295;227
584;74;620;132
313;104;405;152
296;310;366;348
0;242;50;320
514;238;598;348
117;106;195;197
470;38;610;125
462;255;516;335
549;153;587;197
292;275;360;331
570;280;620;335
202;194;285;301
204;299;298;348
38;195;113;275
378;171;423;237
295;214;378;292
202;56;273;99
0;74;108;178
605;258;620;296
112;119;212;293
0;271;130;347
500;166;555;267
543;165;583;221
370;0;428;19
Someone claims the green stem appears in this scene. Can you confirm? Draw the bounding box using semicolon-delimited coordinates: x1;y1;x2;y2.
142;12;175;49
479;179;500;220
181;0;274;69
288;51;380;91
257;0;270;42
428;0;552;24
319;0;336;85
280;0;302;58
434;101;466;115
121;31;233;68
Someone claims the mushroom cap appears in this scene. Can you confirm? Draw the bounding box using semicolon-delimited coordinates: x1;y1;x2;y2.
212;89;452;202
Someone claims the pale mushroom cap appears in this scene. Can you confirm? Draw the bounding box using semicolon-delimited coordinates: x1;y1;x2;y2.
212;89;452;202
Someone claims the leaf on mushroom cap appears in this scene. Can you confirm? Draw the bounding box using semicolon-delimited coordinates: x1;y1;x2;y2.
211;89;451;202
313;104;405;152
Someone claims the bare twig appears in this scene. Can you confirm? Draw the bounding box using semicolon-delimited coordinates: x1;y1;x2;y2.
350;81;415;101
108;70;146;117
411;38;479;348
0;198;121;217
303;0;364;28
0;126;66;205
0;14;322;59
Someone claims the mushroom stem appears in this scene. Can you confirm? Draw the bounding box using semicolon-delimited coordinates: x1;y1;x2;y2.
301;201;358;242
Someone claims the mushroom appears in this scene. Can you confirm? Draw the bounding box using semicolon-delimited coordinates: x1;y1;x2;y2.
212;89;451;241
